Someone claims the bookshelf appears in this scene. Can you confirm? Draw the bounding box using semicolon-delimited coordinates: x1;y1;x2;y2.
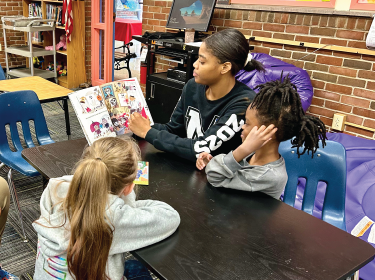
22;0;86;89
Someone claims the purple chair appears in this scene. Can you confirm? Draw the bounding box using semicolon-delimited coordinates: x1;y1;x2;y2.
235;53;313;112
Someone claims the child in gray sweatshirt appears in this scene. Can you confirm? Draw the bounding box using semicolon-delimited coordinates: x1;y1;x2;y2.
197;76;327;199
33;137;180;280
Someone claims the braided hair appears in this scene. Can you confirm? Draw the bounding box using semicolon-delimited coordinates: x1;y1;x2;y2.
250;75;327;158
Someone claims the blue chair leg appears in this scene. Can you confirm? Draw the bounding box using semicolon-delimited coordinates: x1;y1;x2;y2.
0;163;28;242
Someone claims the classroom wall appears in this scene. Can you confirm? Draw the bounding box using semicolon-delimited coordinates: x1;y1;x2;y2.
142;0;375;139
0;0;28;69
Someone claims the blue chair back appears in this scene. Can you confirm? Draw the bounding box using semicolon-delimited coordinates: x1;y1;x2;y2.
279;140;347;231
0;90;54;176
0;64;5;80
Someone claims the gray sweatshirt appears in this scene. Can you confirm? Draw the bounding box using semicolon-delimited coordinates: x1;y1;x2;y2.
33;175;180;280
206;151;288;199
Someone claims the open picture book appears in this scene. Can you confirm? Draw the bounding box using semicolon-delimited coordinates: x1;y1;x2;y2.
69;78;153;145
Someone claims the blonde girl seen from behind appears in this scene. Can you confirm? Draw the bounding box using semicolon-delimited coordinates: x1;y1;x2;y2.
33;137;180;280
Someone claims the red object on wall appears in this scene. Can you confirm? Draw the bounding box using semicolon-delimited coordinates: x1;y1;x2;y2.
115;19;142;44
140;63;147;84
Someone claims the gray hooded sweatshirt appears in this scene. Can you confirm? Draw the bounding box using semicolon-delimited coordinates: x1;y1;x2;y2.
206;151;288;199
33;175;180;280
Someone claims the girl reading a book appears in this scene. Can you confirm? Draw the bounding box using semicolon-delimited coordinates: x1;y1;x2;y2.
33;137;180;280
197;77;327;199
129;28;264;162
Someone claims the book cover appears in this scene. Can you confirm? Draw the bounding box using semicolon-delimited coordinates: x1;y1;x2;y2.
134;161;149;185
69;77;153;145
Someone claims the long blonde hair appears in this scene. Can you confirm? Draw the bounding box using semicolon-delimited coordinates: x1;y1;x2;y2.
64;137;140;280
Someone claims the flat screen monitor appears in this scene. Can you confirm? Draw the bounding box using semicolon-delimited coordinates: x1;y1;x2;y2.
166;0;216;32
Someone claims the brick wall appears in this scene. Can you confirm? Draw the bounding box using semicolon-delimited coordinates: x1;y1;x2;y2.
142;0;375;139
0;0;27;69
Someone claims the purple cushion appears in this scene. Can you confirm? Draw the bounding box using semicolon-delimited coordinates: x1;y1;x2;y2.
235;53;313;112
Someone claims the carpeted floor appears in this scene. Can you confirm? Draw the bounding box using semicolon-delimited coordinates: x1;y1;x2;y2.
0;98;152;279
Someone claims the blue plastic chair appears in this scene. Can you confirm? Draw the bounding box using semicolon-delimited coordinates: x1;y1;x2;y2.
279;139;347;231
0;90;54;241
0;64;5;80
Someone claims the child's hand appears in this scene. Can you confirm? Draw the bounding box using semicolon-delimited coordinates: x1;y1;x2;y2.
233;124;277;162
196;152;213;170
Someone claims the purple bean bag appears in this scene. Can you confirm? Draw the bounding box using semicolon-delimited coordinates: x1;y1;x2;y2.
235;53;313;112
282;133;375;280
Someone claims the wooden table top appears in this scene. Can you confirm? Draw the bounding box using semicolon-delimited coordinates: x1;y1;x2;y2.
0;76;72;101
22;139;375;280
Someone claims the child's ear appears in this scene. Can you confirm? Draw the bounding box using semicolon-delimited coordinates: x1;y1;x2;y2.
122;182;135;196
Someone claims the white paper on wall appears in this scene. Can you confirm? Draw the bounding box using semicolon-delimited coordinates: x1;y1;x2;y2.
366;15;375;50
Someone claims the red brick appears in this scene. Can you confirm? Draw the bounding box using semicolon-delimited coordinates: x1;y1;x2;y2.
284;45;306;52
148;6;161;13
280;13;289;24
142;12;153;19
362;55;375;62
225;20;242;28
356;18;367;30
345;126;374;138
320;38;347;47
211;19;224;26
273;33;295;41
320;116;332;126
263;23;285;32
325;100;352;113
285;25;309;34
336;30;365;40
263;42;283;49
347;41;367;49
310;27;336;37
341;95;370;108
154;13;167;20
316;55;343;66
332;51;362;60
305;62;329;72
253;46;270;55
346;114;363;125
353;88;375;100
367;81;375;91
155;1;167;7
325;83;353;95
353;107;375;119
338;76;366;88
252;30;273;38
243;22;262;30
295;35;319;44
314;89;340;101
281;58;304;69
311;79;325;89
329;66;357;78
311;97;324;106
364;119;375;130
147;19;160;26
347;18;357;29
309;105;335;118
358;70;375;80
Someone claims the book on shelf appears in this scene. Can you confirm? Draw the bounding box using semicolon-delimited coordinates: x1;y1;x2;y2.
28;3;42;18
68;78;153;146
32;31;43;43
46;3;64;26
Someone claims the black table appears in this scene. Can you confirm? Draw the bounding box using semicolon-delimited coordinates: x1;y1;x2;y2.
22;138;375;280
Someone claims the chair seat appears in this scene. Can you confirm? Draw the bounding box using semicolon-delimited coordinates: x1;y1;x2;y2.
0;150;39;177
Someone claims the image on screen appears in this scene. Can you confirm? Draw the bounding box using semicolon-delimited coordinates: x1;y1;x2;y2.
166;0;216;32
